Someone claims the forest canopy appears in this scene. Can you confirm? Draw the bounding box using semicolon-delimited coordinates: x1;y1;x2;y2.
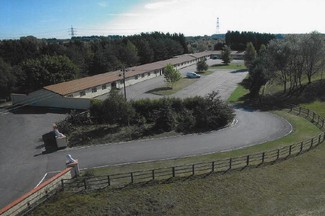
0;32;188;98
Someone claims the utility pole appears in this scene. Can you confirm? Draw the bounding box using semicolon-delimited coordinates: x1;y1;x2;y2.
121;67;127;101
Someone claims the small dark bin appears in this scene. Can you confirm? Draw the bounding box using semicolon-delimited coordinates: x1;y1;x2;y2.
42;131;58;152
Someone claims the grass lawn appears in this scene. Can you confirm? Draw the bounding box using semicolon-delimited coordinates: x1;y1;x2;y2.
209;63;247;70
147;78;197;95
227;84;249;103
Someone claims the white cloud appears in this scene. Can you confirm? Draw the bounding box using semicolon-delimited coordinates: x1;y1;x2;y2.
97;1;108;8
107;13;140;17
144;0;182;10
96;0;325;36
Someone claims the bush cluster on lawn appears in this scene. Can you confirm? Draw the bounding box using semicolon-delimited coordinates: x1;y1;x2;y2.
58;91;234;145
90;91;234;133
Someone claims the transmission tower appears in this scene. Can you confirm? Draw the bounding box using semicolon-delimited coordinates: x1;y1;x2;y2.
70;26;75;38
216;17;220;34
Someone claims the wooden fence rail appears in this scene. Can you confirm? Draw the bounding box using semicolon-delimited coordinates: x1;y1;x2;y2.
61;106;325;192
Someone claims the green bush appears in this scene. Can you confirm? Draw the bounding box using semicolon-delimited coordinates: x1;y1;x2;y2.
88;91;234;135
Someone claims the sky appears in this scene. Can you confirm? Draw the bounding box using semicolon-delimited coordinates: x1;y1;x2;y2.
1;0;325;39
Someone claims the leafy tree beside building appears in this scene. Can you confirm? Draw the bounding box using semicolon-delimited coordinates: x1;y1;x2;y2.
221;46;232;65
164;64;182;88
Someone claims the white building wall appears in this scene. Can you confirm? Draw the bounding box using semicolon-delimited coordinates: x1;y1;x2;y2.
124;70;161;87
71;83;112;99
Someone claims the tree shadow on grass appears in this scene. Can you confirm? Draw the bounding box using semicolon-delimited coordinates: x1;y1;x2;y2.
231;69;248;73
242;80;325;112
146;87;172;95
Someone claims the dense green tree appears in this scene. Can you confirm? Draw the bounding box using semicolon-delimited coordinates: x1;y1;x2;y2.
20;55;78;92
301;31;325;83
196;59;208;72
0;58;16;99
221;45;232;64
247;45;269;97
244;42;257;68
95;90;135;126
225;31;275;51
163;64;182;88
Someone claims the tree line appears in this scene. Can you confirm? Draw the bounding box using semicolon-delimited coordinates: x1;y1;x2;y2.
225;31;275;51
244;32;325;97
0;32;188;99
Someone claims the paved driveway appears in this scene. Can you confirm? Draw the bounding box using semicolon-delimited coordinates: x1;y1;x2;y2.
0;109;66;208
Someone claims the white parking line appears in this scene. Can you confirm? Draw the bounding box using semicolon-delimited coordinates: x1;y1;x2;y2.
34;173;47;188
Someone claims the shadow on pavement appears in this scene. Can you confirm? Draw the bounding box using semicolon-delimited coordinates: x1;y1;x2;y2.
9;106;71;115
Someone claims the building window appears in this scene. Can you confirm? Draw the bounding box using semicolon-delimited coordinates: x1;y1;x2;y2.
92;87;97;93
102;84;106;90
80;91;86;97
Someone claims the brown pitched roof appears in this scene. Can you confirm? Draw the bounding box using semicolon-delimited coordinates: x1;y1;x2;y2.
43;52;211;96
44;71;121;95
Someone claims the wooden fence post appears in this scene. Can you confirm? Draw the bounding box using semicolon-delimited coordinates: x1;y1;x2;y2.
276;149;280;160
288;145;292;157
300;141;304;153
229;158;232;170
261;152;265;164
211;161;215;173
246;155;250;166
61;179;64;191
319;135;322;145
83;178;87;190
310;138;314;149
107;175;110;186
130;172;134;184
172;167;175;178
152;170;155;180
312;112;315;122
192;164;195;176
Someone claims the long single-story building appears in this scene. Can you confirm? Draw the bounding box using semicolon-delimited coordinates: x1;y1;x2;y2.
11;51;220;109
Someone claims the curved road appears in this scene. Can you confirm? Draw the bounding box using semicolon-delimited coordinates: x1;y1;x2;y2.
0;60;292;208
0;107;292;208
50;108;291;169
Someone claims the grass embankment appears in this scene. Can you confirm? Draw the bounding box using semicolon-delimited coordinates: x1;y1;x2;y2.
29;79;325;215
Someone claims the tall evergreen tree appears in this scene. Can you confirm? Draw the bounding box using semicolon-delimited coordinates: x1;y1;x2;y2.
244;42;257;68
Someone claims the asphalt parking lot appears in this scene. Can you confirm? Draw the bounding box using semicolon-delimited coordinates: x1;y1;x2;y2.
123;59;247;100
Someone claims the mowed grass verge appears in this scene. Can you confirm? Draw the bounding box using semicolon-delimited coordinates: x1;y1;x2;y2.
147;77;197;95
